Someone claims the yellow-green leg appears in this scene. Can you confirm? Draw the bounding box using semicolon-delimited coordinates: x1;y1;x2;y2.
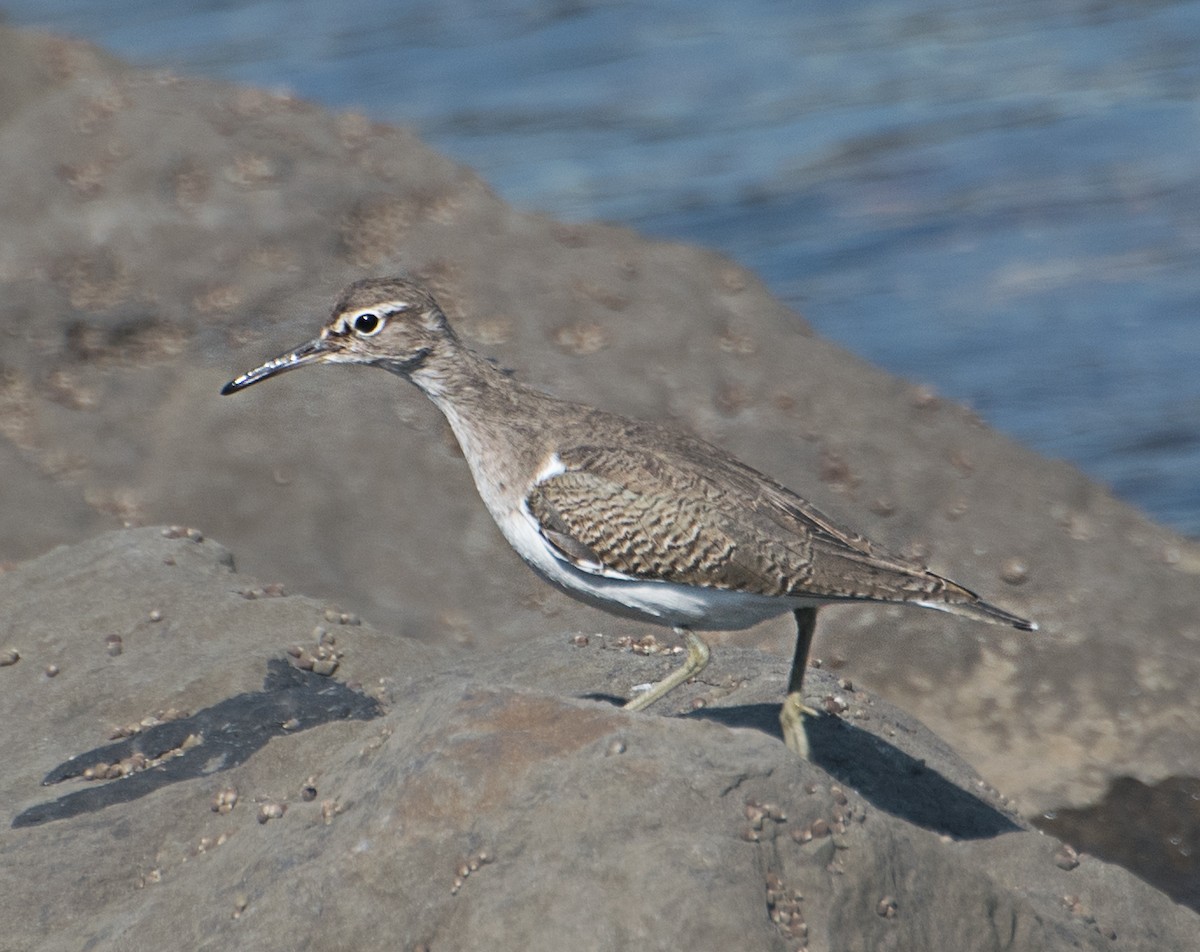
780;607;819;758
623;628;711;712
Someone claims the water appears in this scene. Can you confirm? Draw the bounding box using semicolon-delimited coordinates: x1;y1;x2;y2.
5;0;1199;536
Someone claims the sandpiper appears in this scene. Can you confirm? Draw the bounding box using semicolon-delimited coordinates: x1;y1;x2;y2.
222;277;1035;756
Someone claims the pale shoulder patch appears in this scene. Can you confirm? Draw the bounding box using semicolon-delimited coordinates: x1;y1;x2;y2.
534;451;567;484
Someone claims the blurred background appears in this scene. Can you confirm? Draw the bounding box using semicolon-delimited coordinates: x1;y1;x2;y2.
4;0;1199;539
4;0;1200;912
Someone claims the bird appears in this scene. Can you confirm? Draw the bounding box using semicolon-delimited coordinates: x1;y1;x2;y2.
221;276;1036;756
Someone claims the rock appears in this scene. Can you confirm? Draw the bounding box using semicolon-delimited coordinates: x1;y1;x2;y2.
0;24;1198;824
2;528;1197;950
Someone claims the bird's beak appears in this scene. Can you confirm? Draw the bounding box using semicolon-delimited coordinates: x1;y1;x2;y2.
220;337;334;395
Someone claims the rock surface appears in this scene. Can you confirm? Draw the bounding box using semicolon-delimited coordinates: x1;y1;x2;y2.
1;24;1198;827
2;528;1197;951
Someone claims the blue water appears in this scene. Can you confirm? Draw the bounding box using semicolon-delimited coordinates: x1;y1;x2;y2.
6;0;1199;536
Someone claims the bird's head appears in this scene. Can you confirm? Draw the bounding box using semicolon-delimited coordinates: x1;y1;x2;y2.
221;277;453;395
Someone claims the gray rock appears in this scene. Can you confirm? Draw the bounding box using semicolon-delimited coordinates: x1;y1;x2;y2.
2;528;1196;951
1;24;1198;825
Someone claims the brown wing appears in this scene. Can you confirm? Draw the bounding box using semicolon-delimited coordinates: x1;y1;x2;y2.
698;446;966;603
526;441;1034;629
525;444;939;601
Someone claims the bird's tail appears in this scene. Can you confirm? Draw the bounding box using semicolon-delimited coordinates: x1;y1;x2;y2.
920;575;1038;631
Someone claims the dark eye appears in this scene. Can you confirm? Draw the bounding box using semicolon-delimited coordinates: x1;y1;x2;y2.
354;312;381;335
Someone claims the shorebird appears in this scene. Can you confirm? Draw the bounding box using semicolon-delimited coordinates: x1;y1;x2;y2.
222;277;1035;756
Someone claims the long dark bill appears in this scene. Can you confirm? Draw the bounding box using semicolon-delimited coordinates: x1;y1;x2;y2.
220;338;331;395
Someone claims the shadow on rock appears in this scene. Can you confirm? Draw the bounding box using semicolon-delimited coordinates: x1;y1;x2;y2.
690;703;1021;840
12;658;381;828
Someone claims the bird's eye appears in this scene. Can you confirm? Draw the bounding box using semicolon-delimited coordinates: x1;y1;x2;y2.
354;312;382;335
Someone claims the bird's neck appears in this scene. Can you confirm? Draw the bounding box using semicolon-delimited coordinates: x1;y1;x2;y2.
403;338;515;412
399;340;556;496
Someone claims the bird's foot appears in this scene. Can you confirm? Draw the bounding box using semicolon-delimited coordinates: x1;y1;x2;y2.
622;629;711;713
779;691;815;759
